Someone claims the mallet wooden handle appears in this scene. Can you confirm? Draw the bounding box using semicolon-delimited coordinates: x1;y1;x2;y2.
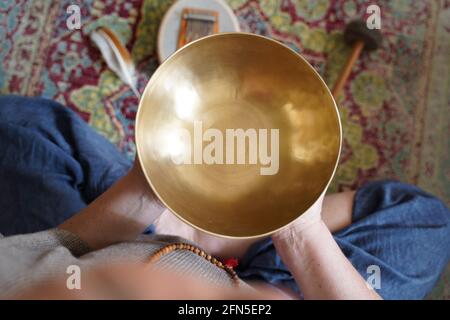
331;40;364;98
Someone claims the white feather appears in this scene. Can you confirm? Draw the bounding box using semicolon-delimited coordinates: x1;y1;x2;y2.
90;28;140;98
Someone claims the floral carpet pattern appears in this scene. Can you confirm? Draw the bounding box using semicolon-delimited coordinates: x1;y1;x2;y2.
0;0;449;298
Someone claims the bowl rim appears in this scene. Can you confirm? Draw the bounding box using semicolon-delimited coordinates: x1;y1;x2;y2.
135;32;342;239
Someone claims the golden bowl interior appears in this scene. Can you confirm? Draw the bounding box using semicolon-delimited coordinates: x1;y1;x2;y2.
136;33;341;238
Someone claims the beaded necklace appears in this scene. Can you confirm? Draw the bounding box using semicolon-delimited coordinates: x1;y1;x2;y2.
147;242;240;287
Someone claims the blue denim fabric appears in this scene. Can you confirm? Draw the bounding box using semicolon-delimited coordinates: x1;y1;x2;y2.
237;180;450;299
0;95;449;299
0;95;131;235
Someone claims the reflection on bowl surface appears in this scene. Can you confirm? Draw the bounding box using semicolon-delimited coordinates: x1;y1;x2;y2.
136;33;341;238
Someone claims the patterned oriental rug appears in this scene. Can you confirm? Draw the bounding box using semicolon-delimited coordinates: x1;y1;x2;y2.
0;0;449;298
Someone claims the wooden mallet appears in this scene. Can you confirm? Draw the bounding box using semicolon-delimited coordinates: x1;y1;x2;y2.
331;20;382;98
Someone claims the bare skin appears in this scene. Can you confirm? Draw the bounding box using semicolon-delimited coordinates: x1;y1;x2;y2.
153;191;356;260
272;193;380;299
60;160;165;250
16;264;284;300
60;160;380;299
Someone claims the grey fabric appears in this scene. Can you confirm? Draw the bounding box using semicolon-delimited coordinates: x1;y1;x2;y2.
0;229;238;298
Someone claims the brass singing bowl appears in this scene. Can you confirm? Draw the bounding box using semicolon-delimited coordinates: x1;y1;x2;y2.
136;33;341;238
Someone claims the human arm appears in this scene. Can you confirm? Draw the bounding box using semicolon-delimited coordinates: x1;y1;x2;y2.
272;193;381;300
59;160;165;250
